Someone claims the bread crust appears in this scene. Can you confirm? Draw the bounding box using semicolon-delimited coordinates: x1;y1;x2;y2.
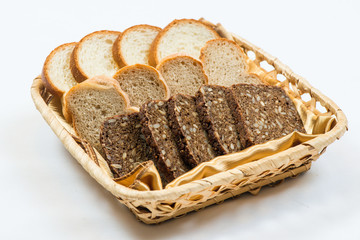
199;38;250;74
149;19;220;66
41;42;77;97
70;30;121;83
113;64;171;102
62;75;130;123
113;24;161;67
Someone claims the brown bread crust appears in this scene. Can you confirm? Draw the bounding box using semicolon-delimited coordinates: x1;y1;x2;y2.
70;30;121;83
148;19;220;66
113;24;161;67
41;42;77;97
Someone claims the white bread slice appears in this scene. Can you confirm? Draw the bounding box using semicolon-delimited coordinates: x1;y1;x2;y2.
63;76;130;155
200;38;252;87
113;64;170;108
70;30;121;82
156;54;208;96
41;42;78;97
113;24;161;66
149;19;220;66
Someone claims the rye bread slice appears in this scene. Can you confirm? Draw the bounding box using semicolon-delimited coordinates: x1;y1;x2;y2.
140;100;190;183
195;85;243;155
228;84;306;147
100;112;153;178
168;94;217;167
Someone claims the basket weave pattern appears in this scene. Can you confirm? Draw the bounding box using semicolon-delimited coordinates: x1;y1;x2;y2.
31;21;347;224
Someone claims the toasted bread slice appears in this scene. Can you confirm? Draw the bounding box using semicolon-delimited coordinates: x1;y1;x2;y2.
113;24;161;66
149;19;220;66
200;38;252;87
70;30;121;82
112;64;170;108
41;42;78;97
157;54;208;96
63;76;130;155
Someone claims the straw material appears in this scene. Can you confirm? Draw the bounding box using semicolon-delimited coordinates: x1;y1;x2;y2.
31;19;348;224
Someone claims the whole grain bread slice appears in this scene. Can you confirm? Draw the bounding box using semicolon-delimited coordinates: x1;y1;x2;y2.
100;112;154;178
63;76;130;155
156;54;208;96
113;64;170;108
113;24;161;67
195;85;243;155
70;30;121;82
149;19;220;66
167;94;217;168
41;42;78;97
140;100;190;183
200;38;261;87
227;84;306;148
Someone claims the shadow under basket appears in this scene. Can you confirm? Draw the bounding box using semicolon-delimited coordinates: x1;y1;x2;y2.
31;19;348;224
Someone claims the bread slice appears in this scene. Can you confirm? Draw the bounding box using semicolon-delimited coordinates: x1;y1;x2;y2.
112;64;170;108
70;30;121;82
156;54;208;96
113;24;161;66
200;38;254;87
227;84;306;148
63;76;130;155
240;73;264;85
41;42;78;97
168;94;217;168
140;100;190;183
149;19;220;66
195;85;243;155
100;112;154;178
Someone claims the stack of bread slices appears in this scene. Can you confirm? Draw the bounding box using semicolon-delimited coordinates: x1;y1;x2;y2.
42;18;305;185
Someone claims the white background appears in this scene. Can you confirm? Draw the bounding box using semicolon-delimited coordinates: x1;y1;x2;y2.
1;0;359;239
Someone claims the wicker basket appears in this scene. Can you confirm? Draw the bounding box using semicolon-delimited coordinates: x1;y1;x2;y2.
31;20;348;224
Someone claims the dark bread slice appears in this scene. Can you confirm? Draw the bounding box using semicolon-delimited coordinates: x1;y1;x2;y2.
100;112;153;178
140;100;190;183
168;94;217;168
195;85;243;155
228;84;306;147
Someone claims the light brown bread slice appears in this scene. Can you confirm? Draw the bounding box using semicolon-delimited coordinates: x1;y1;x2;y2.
200;38;254;87
149;19;220;66
112;64;170;108
113;24;161;67
156;54;208;96
41;42;78;97
63;76;130;155
71;30;121;82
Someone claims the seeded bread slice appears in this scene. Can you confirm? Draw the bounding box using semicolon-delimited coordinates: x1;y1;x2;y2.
195;85;243;155
140;100;190;183
100;112;154;178
41;42;78;97
228;84;306;148
71;30;121;82
168;94;217;167
113;24;161;67
63;76;130;155
149;19;220;66
200;38;259;87
156;54;208;96
113;64;170;108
